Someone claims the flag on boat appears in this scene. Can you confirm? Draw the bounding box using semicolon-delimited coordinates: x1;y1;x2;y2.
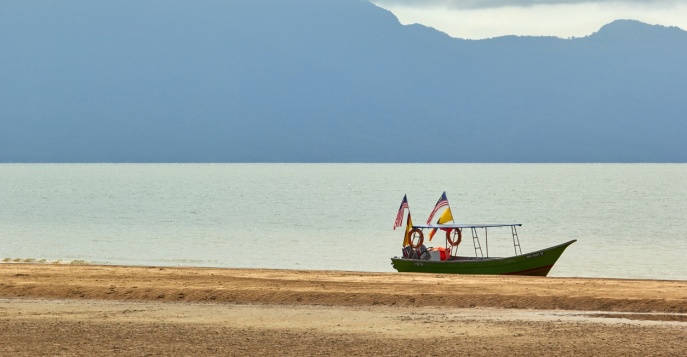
403;212;413;247
393;194;409;230
426;191;449;224
429;206;454;241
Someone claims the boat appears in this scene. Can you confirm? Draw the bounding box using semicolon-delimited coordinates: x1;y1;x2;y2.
391;223;576;276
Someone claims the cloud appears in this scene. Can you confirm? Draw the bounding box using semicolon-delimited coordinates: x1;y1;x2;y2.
373;1;687;39
374;0;686;10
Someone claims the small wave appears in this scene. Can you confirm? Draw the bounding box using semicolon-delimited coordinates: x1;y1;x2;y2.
156;258;217;264
1;258;92;265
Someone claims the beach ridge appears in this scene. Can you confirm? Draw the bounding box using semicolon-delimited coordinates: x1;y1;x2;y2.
2;264;686;356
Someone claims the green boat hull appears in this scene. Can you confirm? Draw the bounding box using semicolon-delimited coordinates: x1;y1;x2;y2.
391;240;576;276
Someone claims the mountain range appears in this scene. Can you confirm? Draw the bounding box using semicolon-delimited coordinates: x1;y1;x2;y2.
1;0;686;162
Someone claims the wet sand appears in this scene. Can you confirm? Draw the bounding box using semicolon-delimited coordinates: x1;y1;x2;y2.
1;264;686;356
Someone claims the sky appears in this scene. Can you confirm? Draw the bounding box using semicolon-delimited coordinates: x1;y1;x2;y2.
373;0;687;39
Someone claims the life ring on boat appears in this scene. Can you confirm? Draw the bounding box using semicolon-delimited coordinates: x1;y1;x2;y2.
409;228;424;249
447;228;462;246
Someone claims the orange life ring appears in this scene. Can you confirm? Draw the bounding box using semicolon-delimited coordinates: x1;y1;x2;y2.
409;228;424;249
446;228;462;246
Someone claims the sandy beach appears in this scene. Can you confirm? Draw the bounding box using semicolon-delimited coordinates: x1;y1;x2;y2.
1;264;686;356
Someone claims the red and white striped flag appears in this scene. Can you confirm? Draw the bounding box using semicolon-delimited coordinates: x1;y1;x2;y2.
393;194;409;230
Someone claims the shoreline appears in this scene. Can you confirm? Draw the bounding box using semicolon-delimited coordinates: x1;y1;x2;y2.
2;264;686;356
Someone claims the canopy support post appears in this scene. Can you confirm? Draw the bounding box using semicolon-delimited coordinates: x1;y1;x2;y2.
485;228;489;257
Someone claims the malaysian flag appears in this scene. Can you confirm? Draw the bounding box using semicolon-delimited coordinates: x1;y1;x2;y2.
393;194;409;230
426;191;449;224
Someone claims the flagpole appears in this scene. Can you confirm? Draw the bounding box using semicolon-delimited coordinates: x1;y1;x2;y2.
404;194;411;227
446;192;455;224
405;194;412;226
445;192;456;253
402;195;414;248
407;196;411;219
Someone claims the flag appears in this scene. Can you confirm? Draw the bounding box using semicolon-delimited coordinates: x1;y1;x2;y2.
393;194;409;230
429;206;454;241
403;212;413;247
426;191;449;224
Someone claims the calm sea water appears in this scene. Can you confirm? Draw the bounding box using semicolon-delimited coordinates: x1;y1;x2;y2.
1;164;685;280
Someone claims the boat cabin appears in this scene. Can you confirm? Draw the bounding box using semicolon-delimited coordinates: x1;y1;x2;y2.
403;223;524;261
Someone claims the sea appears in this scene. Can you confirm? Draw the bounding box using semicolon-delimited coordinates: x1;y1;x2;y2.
1;164;685;280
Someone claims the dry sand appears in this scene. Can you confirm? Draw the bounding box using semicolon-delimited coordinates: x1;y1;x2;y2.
1;264;686;356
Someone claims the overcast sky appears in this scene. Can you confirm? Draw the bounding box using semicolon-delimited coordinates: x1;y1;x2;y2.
373;0;687;39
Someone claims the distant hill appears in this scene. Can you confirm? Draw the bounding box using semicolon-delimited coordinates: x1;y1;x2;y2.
1;1;685;162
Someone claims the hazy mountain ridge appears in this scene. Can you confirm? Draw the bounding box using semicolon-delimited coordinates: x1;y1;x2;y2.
1;0;685;162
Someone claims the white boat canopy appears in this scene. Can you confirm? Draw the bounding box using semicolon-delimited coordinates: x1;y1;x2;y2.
412;223;522;229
